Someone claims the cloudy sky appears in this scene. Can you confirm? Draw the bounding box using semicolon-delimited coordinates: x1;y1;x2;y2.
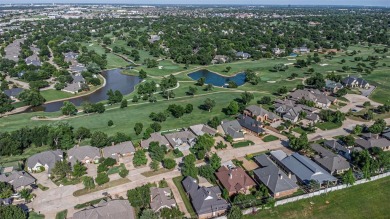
2;0;389;6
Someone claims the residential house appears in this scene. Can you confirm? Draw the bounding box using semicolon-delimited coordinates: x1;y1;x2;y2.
244;105;279;123
211;55;229;64
272;48;285;55
140;132;170;149
62;73;86;94
274;99;319;123
355;134;390;151
0;171;36;191
189;124;218;137
102;141;135;161
3;88;24;100
324;140;352;160
215;166;256;196
325;80;344;93
68;146;101;165
237;114;265;135
150;187;176;212
149;35;160;43
288;89;337;108
64;52;79;63
164;130;196;151
182;176;229;219
270;150;337;185
25;46;41;67
235;51;251;59
72;199;135;219
311;144;350;175
293;46;310;54
382;130;390;141
253;155;299;198
342;76;370;89
220;120;245;141
26;150;63;175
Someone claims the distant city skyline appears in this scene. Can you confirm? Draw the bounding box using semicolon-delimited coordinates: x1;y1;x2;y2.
1;0;389;7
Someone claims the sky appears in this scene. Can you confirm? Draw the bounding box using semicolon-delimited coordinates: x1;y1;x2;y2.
1;0;389;7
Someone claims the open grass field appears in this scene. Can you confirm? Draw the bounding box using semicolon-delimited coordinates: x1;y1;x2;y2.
244;176;390;219
41;90;74;102
1;91;244;139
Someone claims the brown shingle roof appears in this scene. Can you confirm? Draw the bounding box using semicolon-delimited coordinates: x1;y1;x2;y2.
215;166;256;193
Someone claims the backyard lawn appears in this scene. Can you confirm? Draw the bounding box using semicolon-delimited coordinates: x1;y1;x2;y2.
244;176;390;219
28;212;45;219
40;90;74;102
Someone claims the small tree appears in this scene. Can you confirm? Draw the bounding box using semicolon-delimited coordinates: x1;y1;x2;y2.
72;161;87;178
133;150;148;167
61;101;77;116
119;169;129;178
342;169;355;186
210;153;221;170
163;158;176;170
227;206;243;219
95;173;109;185
134;123;143;135
120;99;128;108
108;120;114;127
150;160;159;171
202;98;216;112
83;176;95;190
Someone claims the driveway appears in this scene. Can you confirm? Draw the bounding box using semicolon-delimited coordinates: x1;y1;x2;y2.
31;172;57;190
85;163;98;178
359;85;376;97
339;94;381;113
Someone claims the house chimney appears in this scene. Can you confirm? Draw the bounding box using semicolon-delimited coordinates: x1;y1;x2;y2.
229;173;232;179
288;172;292;179
111;142;115;146
279;174;283;180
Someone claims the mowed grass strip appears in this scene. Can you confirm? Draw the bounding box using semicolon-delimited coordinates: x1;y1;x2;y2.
244;176;390;219
172;176;197;218
73;178;130;197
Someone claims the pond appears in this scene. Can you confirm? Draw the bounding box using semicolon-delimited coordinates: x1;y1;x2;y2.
188;69;246;87
31;68;141;112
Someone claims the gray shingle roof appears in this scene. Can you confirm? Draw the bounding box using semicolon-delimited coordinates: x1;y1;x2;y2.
189;124;217;136
68;146;101;165
245;105;278;120
150;187;176;212
102;141;135;160
26;150;63;173
355;137;390;149
0;171;36;190
182;176;229;216
237;114;264;134
253;155;299;195
140;132;170;149
72;199;135;219
271;150;337;184
164;130;196;150
311;144;350;174
221;120;244;139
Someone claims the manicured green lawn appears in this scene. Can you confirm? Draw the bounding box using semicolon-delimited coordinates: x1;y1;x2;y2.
73;178;130;197
40;90;74;102
55;210;67;219
244;176;390;219
315;122;342;131
29;212;45;219
74;197;106;209
107;163;126;175
262;135;279;142
172;176;196;218
233;140;255;148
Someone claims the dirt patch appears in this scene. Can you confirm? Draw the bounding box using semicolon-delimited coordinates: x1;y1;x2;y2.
237;157;258;171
